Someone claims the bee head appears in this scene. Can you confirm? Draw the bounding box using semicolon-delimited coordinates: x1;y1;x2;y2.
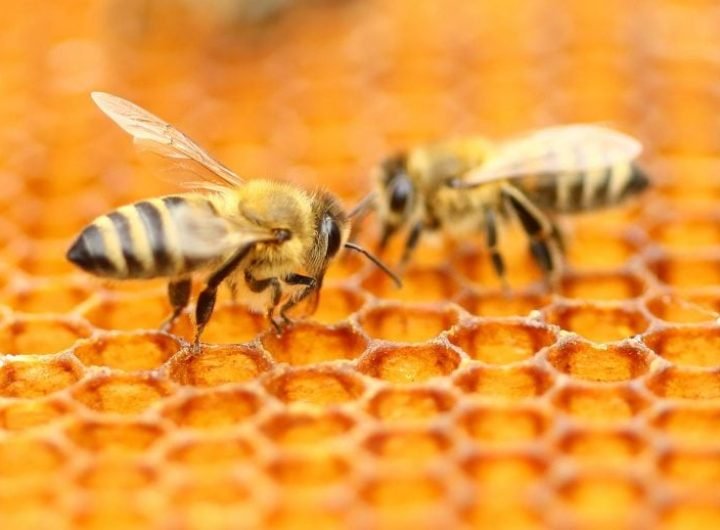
376;152;415;250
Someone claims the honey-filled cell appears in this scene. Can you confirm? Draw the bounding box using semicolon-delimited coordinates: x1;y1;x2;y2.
358;305;459;343
260;410;357;450
557;428;647;466
365;386;457;423
160;387;261;430
73;331;181;371
552;383;650;424
453;364;554;401
0;315;92;355
448;319;556;365
263;366;367;406
71;373;174;416
457;404;550;447
547;338;651;382
357;343;461;384
261;322;368;365
545;302;649;343
167;343;271;387
644;325;720;368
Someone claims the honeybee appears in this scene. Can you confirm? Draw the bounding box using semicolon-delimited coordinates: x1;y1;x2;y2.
67;92;400;345
369;126;650;285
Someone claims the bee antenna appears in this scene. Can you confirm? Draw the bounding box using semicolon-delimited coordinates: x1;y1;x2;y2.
348;193;377;219
344;242;402;288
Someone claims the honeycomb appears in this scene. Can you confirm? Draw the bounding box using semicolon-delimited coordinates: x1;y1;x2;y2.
1;0;720;528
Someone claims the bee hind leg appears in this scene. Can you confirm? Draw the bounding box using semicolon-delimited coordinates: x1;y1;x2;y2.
399;222;424;270
160;278;191;332
501;184;564;289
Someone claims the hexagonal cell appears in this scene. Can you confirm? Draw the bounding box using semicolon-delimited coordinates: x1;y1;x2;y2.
261;322;368;365
263;504;348;530
545;302;648;343
363;428;452;465
357;343;460;384
71;491;161;530
176;302;267;345
552;384;650;424
74;331;181;371
260;410;356;449
365;387;456;422
554;473;647;526
0;435;68;478
453;246;544;290
461;450;547;492
79;291;173;332
644;292;720;324
644;326;720;368
163;434;256;470
560;271;646;301
649;254;720;289
565;227;640;269
263;366;366;406
453;365;553;401
658;449;720;487
651;406;720;446
7;237;77;277
647;367;720;400
322;249;365;282
660;501;720;530
266;452;351;490
64;418;166;455
457;404;549;446
547;339;650;382
557;428;646;466
306;285;366;325
0;277;91;314
462;497;541;530
358;304;459;343
362;266;460;303
161;387;261;430
168;343;271;387
0;315;92;355
650;215;720;251
0;397;73;431
448;319;556;364
359;472;448;522
456;289;551;318
0;355;83;397
71;373;174;415
74;456;157;490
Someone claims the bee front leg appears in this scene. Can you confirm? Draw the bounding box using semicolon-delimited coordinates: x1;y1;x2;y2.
399;222;424;269
244;271;284;334
279;273;316;324
160;278;191;332
194;244;255;349
483;207;509;292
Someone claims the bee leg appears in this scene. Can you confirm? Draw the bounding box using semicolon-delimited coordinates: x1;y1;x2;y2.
244;271;284;334
399;222;424;269
194;244;255;348
483;207;509;292
278;273;317;324
379;223;398;254
501;184;563;289
227;278;239;303
160;278;191;332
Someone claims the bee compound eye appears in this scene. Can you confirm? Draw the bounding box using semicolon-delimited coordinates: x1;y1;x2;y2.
274;229;292;242
326;218;342;258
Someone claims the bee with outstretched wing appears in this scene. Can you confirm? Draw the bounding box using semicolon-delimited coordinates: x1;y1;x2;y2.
68;92;400;346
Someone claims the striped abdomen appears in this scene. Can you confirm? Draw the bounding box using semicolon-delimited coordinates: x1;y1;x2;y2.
67;195;213;279
519;162;649;214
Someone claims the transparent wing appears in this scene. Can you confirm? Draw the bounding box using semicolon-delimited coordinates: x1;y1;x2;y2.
172;202;278;261
459;125;642;187
91;92;243;189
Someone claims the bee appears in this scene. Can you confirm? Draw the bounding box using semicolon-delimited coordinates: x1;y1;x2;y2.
67;92;400;346
368;125;650;286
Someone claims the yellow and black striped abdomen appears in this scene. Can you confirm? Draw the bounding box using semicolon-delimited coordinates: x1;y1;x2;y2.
520;162;649;214
67;195;209;279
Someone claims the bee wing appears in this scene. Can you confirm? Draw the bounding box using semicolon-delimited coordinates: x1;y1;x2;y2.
458;125;642;187
172;202;278;261
91;92;243;190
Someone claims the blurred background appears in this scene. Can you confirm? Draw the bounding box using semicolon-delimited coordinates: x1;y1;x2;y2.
2;0;720;529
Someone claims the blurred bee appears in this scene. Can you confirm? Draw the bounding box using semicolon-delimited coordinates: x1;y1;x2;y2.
67;93;400;346
368;125;649;286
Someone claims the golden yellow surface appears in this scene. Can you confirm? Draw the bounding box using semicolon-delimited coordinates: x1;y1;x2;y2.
1;0;720;529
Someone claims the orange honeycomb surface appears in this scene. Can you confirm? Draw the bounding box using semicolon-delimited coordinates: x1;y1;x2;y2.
1;0;720;529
